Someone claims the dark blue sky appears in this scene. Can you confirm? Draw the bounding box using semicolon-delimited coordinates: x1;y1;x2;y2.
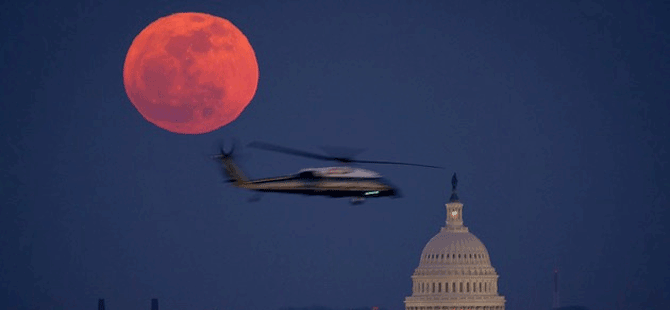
2;1;668;310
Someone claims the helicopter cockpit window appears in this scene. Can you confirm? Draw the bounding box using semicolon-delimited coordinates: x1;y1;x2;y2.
298;171;317;179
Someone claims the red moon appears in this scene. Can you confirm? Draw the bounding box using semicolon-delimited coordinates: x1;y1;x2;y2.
123;12;258;134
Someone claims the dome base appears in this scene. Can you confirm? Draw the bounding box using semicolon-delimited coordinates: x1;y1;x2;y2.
405;294;505;310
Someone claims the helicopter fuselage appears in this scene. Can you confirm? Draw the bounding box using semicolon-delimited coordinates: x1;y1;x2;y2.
243;167;398;198
218;155;399;201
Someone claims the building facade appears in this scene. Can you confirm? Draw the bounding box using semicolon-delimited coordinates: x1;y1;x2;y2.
404;175;505;310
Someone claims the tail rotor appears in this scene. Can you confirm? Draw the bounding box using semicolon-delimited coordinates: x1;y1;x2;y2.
212;139;239;161
211;139;250;185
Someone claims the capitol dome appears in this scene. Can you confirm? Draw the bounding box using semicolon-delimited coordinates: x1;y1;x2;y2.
405;174;505;310
419;231;492;268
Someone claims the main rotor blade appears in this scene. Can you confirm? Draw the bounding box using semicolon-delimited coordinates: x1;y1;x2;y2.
319;146;367;159
247;141;335;162
352;159;444;169
248;141;443;168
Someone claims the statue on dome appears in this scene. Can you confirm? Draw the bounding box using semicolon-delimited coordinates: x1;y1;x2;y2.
450;173;459;202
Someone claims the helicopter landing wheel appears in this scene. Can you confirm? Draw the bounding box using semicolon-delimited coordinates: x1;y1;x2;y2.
350;197;365;205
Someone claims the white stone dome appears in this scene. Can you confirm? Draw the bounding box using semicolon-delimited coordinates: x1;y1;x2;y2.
405;176;505;310
418;230;493;268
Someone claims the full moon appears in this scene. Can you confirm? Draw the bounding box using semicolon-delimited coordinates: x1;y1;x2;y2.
123;12;258;134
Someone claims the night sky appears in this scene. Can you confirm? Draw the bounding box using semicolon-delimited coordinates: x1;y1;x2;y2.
2;1;669;310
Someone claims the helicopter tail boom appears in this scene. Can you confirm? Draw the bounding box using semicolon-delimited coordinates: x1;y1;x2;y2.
222;158;249;186
213;150;250;186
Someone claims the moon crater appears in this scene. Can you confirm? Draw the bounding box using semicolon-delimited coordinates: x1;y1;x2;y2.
123;12;258;134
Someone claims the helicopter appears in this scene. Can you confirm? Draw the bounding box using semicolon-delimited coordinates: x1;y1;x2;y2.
213;141;443;204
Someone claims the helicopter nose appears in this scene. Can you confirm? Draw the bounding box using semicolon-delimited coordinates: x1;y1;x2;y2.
391;188;402;198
